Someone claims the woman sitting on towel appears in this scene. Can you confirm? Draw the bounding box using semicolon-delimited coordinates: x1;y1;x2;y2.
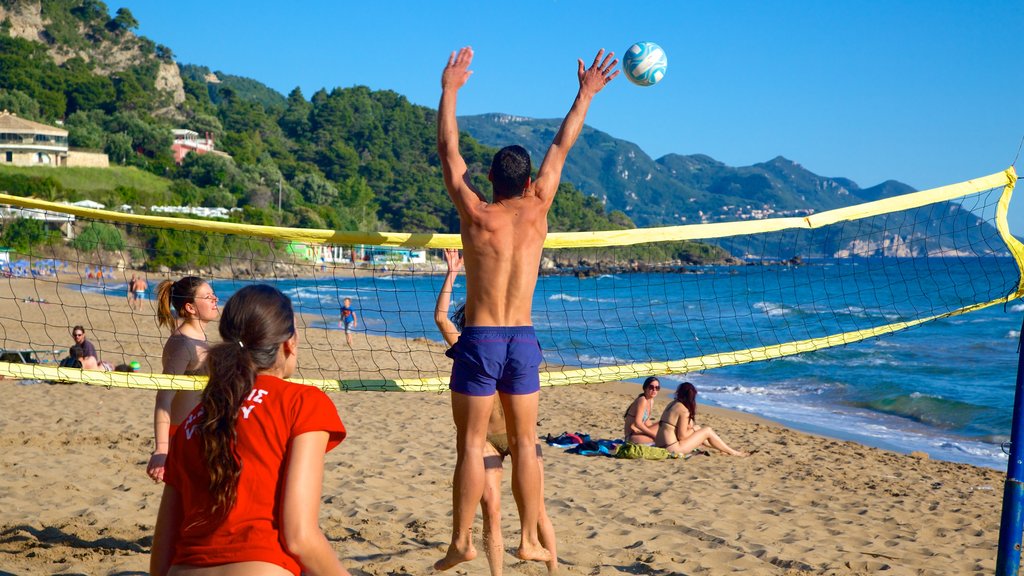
655;381;748;457
623;376;661;444
150;284;350;576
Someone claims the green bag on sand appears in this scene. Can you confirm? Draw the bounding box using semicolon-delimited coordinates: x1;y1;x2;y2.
615;442;671;461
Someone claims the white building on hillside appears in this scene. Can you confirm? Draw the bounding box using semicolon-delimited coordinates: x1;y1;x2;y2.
0;110;108;168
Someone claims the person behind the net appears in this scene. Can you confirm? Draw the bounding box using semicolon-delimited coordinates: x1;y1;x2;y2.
338;297;357;348
128;274;138;309
655;381;748;457
150;284;350;576
69;325;98;366
147;276;220;483
435;45;618;570
435;248;558;575
134;274;149;311
623;376;661;445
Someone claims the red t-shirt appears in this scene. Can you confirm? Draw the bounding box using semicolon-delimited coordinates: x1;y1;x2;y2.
165;374;345;575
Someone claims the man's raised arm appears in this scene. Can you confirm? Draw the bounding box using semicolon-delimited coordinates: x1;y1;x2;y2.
534;49;619;205
438;47;485;212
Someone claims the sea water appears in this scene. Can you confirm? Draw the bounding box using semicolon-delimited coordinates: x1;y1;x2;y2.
94;257;1021;469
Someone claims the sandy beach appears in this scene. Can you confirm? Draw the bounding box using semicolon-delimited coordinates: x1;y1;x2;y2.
0;275;1009;575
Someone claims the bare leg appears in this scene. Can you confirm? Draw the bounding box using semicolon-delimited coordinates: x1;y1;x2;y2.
500;391;551;564
537;452;558;574
435;392;494;571
481;443;504;576
668;426;747;457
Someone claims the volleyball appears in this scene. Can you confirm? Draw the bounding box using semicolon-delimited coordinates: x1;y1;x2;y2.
622;41;668;86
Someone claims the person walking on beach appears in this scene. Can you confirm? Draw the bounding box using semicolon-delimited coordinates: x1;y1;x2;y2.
338;297;357;347
435;248;558;575
150;284;350;576
128;275;137;309
147;276;219;483
134;275;148;311
434;45;618;570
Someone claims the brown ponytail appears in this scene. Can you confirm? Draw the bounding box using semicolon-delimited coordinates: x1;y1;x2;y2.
200;284;295;519
156;276;206;332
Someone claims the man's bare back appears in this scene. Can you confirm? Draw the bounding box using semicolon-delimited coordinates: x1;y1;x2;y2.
460;195;547;327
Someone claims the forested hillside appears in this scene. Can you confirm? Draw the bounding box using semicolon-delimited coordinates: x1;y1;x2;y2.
0;0;632;252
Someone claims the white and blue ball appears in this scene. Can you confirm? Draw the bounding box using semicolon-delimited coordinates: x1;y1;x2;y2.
622;41;668;87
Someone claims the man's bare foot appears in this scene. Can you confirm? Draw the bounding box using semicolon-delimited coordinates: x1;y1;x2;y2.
516;541;552;563
433;542;477;571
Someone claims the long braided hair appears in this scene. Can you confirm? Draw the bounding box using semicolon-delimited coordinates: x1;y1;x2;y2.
199;284;295;519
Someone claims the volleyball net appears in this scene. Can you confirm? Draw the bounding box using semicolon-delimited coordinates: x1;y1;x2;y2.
0;167;1019;392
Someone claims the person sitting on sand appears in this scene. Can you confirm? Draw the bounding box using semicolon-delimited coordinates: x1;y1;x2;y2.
655;381;748;457
67;344;112;371
150;284;350;576
623;377;661;444
435;248;557;575
147;276;220;483
69;325;98;366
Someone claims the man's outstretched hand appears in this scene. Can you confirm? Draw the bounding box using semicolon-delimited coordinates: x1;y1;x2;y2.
577;49;619;96
442;46;474;91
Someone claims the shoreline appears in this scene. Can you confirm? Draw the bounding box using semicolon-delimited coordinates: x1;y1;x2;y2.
0;377;1006;574
2;274;1011;471
0;276;1010;573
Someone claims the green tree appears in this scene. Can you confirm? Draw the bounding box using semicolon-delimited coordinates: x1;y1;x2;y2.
107;110;173;162
293;172;338;205
1;218;54;252
0;36;67;119
65;110;107;148
71;222;126;252
107;7;138;33
169;179;203;206
0;173;64;199
111;63;159;111
178;152;236;188
70;0;110;24
104;132;133;163
280;87;312;140
63;57;116;114
202;187;236;208
187;113;223;138
155;44;174;62
0;89;42;121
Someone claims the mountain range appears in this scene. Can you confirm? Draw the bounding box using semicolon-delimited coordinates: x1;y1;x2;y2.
459;113;1006;258
0;0;1006;260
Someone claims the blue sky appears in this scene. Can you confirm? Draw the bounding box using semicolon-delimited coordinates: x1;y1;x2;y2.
117;1;1024;230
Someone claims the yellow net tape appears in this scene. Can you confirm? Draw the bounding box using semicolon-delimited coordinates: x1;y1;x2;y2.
0;167;1019;391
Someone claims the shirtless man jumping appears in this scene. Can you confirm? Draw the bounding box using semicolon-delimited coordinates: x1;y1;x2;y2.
434;46;618;571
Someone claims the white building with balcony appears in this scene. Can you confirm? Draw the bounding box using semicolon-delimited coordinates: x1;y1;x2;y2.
0;110;108;168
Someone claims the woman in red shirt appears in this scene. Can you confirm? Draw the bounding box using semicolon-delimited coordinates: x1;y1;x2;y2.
151;284;350;576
